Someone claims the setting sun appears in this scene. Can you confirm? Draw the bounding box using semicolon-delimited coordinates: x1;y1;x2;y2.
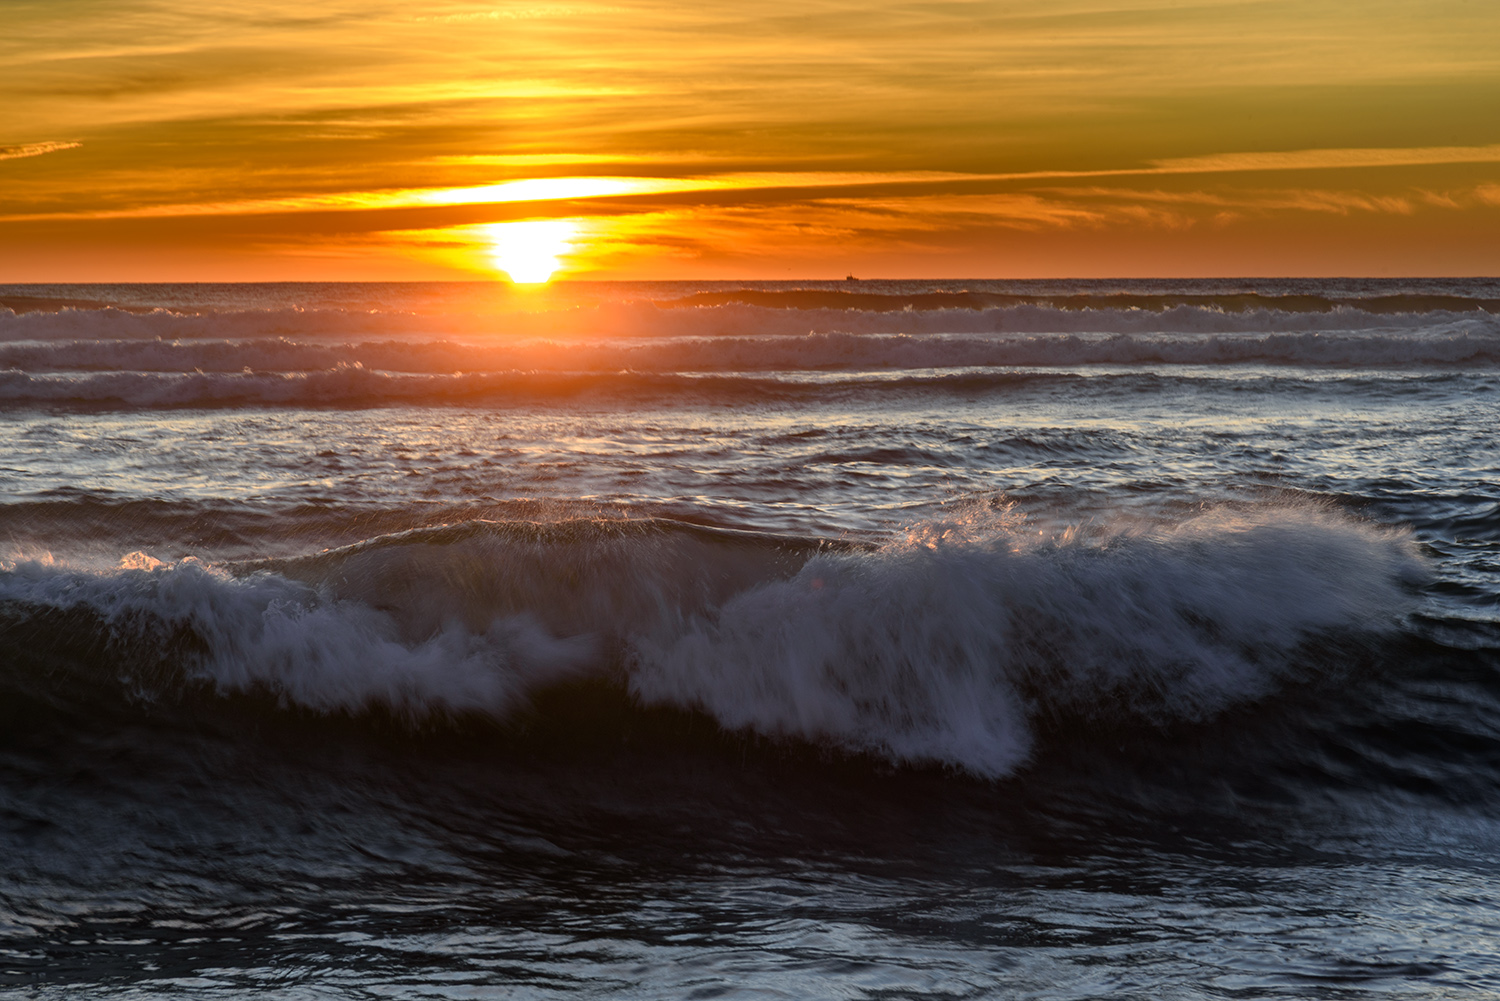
487;219;577;284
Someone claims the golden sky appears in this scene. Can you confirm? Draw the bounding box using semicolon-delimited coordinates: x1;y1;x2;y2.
3;0;1499;280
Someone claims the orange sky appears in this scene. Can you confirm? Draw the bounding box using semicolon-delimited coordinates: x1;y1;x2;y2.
3;0;1499;280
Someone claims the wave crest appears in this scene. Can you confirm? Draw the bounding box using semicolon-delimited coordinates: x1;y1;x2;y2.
631;508;1423;776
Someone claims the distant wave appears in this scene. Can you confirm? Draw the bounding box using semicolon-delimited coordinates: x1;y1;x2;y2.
1;360;1489;409
4;299;1500;347
8;287;1500;321
0;509;1425;777
3;323;1500;376
668;288;1500;315
0;366;845;407
5;292;1499;413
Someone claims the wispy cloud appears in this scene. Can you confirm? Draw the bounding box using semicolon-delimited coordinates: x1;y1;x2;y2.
12;143;1499;224
0;171;992;221
0;141;80;162
1150;144;1500;175
941;144;1500;186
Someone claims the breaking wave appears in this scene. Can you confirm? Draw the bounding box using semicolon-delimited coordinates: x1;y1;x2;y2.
0;508;1426;777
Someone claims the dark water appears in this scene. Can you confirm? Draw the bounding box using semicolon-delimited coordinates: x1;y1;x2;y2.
2;279;1499;997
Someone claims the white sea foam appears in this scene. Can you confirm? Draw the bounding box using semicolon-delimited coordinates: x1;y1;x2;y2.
629;507;1423;776
0;556;596;715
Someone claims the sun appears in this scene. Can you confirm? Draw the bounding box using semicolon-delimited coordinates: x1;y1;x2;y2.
487;219;577;284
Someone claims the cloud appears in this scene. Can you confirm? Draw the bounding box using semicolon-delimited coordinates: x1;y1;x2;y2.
1052;181;1500;219
1150;144;1500;175
940;144;1500;187
0;141;81;162
0;170;991;222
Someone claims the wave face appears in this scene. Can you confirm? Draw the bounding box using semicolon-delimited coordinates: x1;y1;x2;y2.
0;508;1425;778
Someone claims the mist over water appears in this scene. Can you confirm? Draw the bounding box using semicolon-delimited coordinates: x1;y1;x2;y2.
2;279;1499;998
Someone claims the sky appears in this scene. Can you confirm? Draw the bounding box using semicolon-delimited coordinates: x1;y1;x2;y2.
2;0;1499;281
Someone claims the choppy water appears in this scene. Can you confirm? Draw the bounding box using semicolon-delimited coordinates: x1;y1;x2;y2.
2;279;1499;997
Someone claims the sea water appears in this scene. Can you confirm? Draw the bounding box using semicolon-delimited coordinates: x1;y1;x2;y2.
1;279;1498;997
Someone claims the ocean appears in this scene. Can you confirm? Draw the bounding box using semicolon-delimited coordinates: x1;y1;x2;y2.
1;278;1498;997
